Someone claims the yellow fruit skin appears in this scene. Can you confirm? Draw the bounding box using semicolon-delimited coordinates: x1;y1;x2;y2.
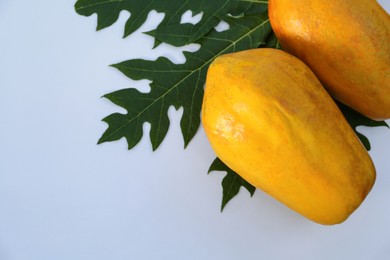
268;0;390;120
202;48;376;225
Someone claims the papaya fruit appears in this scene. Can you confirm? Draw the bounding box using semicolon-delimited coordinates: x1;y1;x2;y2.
201;48;376;225
268;0;390;120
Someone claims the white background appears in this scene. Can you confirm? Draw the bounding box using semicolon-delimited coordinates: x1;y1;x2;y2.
1;1;390;259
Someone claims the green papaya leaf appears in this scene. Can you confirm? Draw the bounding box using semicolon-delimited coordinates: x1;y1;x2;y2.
336;101;389;150
261;30;282;49
98;12;272;150
147;1;268;47
74;0;266;42
76;0;388;212
208;158;256;211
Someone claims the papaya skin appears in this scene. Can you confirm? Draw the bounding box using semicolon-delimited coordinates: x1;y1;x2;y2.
268;0;390;120
201;48;376;225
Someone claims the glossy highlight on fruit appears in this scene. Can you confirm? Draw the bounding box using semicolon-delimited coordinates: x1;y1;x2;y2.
201;48;376;225
269;0;390;120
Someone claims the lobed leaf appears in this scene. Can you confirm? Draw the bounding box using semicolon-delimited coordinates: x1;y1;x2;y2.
148;0;269;46
99;12;272;150
336;101;389;150
208;158;256;211
74;0;266;42
76;0;388;211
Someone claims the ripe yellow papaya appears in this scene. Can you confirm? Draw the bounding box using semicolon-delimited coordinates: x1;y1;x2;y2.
202;48;376;225
268;0;390;120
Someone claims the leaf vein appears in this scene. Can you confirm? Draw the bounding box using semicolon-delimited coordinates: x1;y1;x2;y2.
101;19;270;142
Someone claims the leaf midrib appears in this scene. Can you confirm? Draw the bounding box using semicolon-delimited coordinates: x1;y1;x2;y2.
101;18;270;143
